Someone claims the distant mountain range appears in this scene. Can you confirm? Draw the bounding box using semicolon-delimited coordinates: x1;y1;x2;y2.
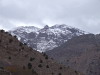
9;24;87;52
46;34;100;75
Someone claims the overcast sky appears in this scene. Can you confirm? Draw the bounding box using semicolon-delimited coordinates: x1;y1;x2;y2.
0;0;100;33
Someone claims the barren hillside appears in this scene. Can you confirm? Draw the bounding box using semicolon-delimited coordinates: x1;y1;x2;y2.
0;30;83;75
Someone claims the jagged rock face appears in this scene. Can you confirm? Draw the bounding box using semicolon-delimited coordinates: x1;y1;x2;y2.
9;24;86;52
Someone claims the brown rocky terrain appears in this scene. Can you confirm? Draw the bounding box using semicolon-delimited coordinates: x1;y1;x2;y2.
0;29;83;75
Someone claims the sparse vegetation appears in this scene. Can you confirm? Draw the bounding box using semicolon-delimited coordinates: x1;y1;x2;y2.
19;49;21;51
59;67;63;70
9;39;13;43
19;42;23;46
14;35;17;38
58;73;62;75
5;32;9;34
8;56;11;59
8;33;12;36
45;55;48;59
46;65;49;68
30;57;35;61
24;43;27;45
38;64;42;68
0;30;4;32
0;67;4;69
75;71;78;74
32;69;37;74
42;52;49;59
40;59;43;63
28;63;32;69
0;30;84;75
43;52;46;56
52;72;54;75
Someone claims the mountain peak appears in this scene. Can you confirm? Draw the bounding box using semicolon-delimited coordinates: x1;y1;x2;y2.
43;25;49;29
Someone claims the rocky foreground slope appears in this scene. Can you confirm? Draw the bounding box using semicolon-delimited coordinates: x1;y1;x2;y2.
0;30;83;75
46;34;100;75
9;24;86;52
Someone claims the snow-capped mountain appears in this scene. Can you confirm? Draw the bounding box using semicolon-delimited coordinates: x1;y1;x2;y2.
9;24;87;52
10;26;40;40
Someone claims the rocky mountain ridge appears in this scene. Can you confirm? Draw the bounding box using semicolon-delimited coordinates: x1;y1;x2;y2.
9;24;87;52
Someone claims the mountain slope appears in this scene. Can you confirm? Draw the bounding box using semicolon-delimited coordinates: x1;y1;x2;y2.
0;30;83;75
9;24;86;52
46;34;100;75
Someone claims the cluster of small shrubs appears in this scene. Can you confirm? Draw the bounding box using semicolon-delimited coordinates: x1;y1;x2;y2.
38;64;42;68
19;42;23;46
30;57;35;61
0;30;13;37
8;33;12;36
46;65;49;68
9;39;13;43
42;52;46;56
19;42;27;48
14;35;17;38
5;32;9;34
75;70;78;74
0;30;5;33
52;72;62;75
42;52;48;59
28;63;32;69
59;67;63;70
24;43;27;45
32;69;37;74
45;55;48;59
58;73;62;75
8;56;11;60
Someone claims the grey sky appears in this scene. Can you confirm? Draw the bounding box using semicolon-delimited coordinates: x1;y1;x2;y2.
0;0;100;33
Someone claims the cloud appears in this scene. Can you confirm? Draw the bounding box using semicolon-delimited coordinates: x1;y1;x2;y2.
0;0;100;33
